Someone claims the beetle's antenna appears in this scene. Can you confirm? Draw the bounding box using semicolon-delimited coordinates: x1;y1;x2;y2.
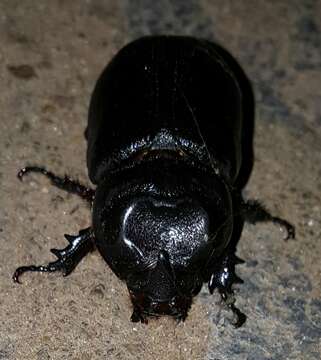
179;88;220;176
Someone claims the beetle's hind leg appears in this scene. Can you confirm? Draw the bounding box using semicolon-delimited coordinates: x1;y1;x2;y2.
208;252;246;328
13;228;94;283
18;166;95;203
240;199;295;240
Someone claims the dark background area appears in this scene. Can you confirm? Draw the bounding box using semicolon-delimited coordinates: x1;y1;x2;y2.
1;1;320;359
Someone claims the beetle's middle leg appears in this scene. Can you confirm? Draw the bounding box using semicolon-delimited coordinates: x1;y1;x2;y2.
240;199;295;240
13;227;94;283
18;166;95;202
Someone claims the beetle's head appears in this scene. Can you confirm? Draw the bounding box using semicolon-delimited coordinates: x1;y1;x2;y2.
93;160;233;322
127;250;198;322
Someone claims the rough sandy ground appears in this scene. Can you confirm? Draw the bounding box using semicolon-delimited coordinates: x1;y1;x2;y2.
0;1;320;359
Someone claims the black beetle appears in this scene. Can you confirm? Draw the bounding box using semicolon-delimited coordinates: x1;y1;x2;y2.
13;36;295;326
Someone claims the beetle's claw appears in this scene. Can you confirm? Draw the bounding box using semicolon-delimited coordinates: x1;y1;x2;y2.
272;217;295;240
13;266;27;283
17;167;29;181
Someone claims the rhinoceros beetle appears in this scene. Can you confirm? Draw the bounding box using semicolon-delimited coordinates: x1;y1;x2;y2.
13;36;295;326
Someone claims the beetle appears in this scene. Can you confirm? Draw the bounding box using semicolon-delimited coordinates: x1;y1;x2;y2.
13;36;295;326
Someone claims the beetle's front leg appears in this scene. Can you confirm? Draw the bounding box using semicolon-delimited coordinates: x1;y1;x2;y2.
240;199;295;240
131;306;148;324
208;251;246;327
13;228;94;283
18;166;95;203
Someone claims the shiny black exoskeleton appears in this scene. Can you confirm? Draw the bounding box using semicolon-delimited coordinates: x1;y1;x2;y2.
13;36;295;326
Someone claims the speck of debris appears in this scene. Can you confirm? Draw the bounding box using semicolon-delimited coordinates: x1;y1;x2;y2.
90;284;106;299
69;205;80;215
20;121;31;133
307;219;314;226
7;64;37;79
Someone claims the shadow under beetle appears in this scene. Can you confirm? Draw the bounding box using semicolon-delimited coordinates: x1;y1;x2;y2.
13;36;295;326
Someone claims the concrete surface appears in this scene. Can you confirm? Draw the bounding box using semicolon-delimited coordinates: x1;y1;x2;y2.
0;1;320;359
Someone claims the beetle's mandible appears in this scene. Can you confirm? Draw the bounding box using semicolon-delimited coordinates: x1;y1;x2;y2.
13;36;295;326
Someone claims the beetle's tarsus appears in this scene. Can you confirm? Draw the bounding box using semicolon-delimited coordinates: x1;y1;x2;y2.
208;251;246;327
175;312;187;323
17;166;95;202
219;290;246;327
228;300;247;328
240;199;295;240
131;307;148;324
13;227;94;283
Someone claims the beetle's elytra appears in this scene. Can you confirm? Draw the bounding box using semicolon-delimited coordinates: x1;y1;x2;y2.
14;36;295;326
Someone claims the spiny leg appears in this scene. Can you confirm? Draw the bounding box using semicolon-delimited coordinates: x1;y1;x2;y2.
208;252;246;328
240;199;295;240
18;166;95;203
13;227;94;283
